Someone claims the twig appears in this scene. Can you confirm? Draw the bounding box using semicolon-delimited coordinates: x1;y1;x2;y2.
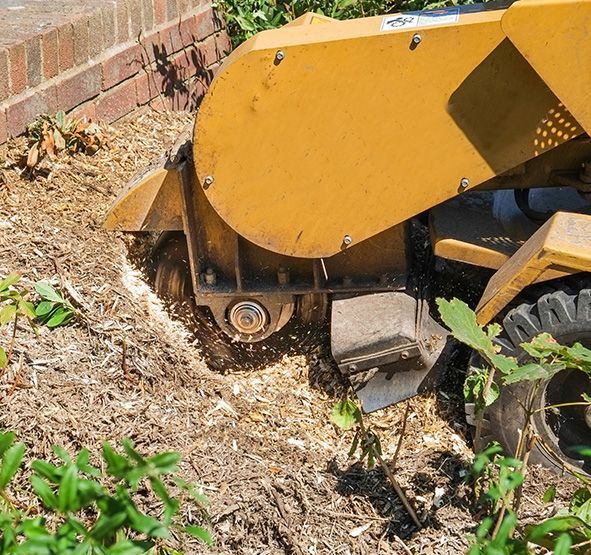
514;433;537;514
393;534;413;555
391;400;410;471
357;416;422;529
7;354;24;396
121;338;138;385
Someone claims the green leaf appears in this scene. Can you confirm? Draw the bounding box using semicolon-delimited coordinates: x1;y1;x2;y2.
55;111;65;129
103;442;130;478
0;304;16;325
35;301;54;318
31;475;58;509
148;452;180;474
57;465;79;513
34;282;64;303
149;477;179;524
185;525;213;546
46;306;73;328
543;485;556;503
528;515;591;541
18;300;36;320
554;533;572;555
330;399;361;430
0;274;20;293
90;512;128;541
502;361;566;385
0;432;15;458
0;442;25;489
105;540;147;555
52;445;72;464
32;459;61;483
0;347;7;369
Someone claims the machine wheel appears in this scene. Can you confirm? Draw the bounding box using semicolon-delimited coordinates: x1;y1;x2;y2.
468;282;591;474
151;232;328;371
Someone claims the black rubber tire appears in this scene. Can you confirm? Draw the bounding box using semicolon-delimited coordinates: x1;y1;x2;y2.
469;283;591;474
151;232;328;372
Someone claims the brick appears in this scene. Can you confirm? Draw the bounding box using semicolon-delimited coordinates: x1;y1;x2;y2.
42;28;59;80
127;0;143;38
116;1;130;43
215;31;231;57
100;2;117;49
193;8;215;40
88;9;104;60
166;0;179;21
141;0;154;31
0;49;9;102
135;71;157;105
6;85;57;138
0;107;7;145
159;20;183;54
8;43;27;95
178;0;191;12
139;29;162;65
73;16;90;66
58;23;74;72
25;35;43;88
153;0;167;25
69;100;97;122
101;43;142;90
56;63;102;112
199;34;219;67
96;78;137;123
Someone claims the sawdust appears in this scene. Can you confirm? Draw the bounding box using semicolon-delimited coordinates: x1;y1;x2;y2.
0;108;576;554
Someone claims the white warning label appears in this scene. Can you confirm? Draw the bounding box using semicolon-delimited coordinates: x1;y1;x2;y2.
380;8;460;31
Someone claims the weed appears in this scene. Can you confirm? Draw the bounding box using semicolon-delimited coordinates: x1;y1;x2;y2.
0;432;212;553
26;111;106;169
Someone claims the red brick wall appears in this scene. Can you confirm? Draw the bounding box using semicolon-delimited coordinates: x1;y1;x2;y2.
0;0;230;144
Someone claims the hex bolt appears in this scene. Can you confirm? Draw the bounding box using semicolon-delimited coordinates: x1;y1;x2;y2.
275;50;285;62
203;175;214;188
412;33;422;45
277;266;289;286
460;177;470;189
204;267;216;285
343;234;353;246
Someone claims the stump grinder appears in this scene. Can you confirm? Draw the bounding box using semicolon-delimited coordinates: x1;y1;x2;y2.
106;0;591;473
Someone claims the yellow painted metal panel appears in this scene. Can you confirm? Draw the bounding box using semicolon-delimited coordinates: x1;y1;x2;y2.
194;9;571;258
502;0;591;137
476;212;591;324
104;165;183;231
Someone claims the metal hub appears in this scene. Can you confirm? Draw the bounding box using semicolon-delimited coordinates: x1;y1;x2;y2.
227;300;269;336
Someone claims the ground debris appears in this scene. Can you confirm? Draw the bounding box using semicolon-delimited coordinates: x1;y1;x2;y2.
0;107;572;554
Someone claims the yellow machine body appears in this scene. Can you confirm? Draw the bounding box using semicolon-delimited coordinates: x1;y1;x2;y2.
105;0;591;416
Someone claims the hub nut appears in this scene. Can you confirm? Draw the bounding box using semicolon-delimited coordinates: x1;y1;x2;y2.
228;300;269;336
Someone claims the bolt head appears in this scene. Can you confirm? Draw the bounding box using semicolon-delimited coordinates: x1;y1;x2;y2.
275;50;285;61
460;177;470;189
412;33;422;44
204;175;214;186
343;234;353;246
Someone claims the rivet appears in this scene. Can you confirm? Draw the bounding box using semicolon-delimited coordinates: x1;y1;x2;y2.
412;33;422;45
204;175;214;188
460;177;470;189
343;234;353;246
275;50;285;62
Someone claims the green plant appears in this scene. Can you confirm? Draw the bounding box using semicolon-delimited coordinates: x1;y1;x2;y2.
34;282;76;328
331;397;422;528
215;0;465;47
437;298;591;553
0;431;211;554
27;111;106;169
0;274;77;372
